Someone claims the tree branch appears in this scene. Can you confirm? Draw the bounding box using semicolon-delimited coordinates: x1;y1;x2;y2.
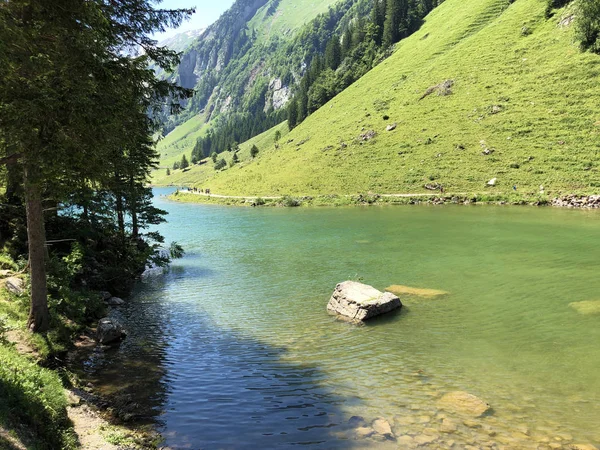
0;153;22;166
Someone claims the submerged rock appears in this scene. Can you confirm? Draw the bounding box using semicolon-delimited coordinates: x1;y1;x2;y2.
355;427;375;438
4;277;25;296
372;418;393;437
96;318;127;344
385;284;448;298
348;416;367;428
440;418;458;433
569;300;600;315
106;297;125;307
571;444;599;450
327;281;402;322
437;391;492;417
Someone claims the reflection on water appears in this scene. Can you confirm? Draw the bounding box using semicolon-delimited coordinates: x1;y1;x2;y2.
70;189;600;449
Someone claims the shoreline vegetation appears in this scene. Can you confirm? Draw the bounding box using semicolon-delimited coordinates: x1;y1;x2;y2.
165;188;600;209
0;260;164;449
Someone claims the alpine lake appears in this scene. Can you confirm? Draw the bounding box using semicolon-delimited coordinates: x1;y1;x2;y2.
71;188;600;449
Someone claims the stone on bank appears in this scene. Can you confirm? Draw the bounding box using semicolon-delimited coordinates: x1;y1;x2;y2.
327;281;402;321
97;318;127;344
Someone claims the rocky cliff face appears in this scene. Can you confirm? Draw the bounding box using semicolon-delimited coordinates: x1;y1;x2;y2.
175;0;269;90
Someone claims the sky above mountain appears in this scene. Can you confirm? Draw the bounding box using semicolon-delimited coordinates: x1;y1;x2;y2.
154;0;236;40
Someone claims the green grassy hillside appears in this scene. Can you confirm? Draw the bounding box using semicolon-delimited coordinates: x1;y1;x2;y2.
153;121;290;186
249;0;341;40
157;115;208;169
163;0;600;197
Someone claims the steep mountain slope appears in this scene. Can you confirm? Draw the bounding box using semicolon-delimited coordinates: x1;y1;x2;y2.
172;0;600;197
156;0;377;159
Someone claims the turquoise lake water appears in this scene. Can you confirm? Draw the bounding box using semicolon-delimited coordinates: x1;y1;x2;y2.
76;188;600;449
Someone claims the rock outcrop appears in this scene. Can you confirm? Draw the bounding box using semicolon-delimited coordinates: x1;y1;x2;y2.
327;281;402;322
97;318;127;344
4;277;25;296
437;391;492;417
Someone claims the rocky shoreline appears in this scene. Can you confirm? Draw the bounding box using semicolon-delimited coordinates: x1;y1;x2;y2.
551;194;600;209
168;190;600;210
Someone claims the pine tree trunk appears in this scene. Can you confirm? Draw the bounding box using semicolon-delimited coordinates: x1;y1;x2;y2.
24;165;49;333
115;173;125;240
130;176;138;239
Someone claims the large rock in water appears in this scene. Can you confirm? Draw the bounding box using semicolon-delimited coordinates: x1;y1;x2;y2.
327;281;402;321
437;391;492;417
96;318;126;344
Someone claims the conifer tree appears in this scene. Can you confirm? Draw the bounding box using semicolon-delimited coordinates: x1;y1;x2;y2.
181;154;190;169
287;99;299;129
325;36;342;70
0;0;193;331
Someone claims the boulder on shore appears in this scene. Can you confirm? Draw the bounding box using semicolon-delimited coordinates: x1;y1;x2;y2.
106;297;125;307
96;318;127;344
327;281;402;322
4;277;25;296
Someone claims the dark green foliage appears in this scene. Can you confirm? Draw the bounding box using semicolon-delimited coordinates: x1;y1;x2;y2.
192;109;286;159
214;158;227;170
287;99;299;129
180;154;190;169
0;0;191;331
281;196;301;207
576;0;600;53
167;168;171;176
250;145;260;158
169;241;185;259
232;152;240;164
0;346;76;449
211;152;218;163
325;36;343;69
545;0;573;16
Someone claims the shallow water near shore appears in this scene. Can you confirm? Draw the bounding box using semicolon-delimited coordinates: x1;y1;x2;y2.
73;188;600;449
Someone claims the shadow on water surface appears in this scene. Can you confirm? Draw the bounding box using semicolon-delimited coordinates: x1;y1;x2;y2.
70;277;367;449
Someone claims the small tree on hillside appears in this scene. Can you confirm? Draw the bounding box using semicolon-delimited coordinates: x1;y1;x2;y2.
180;154;189;169
173;161;180;170
576;0;600;53
166;168;171;176
250;145;259;158
287;99;299;129
232;152;239;164
215;158;227;170
274;130;282;142
211;151;218;163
